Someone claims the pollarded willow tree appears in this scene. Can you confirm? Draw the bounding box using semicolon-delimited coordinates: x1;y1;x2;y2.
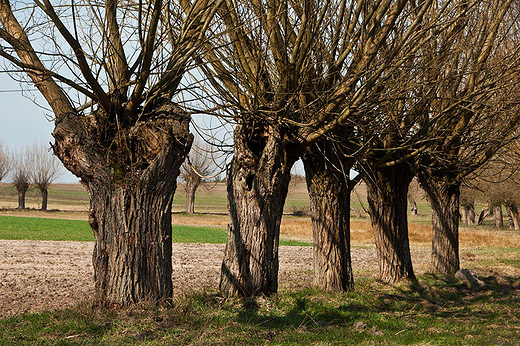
0;0;221;305
317;0;448;284
349;0;519;282
194;0;431;296
416;0;520;276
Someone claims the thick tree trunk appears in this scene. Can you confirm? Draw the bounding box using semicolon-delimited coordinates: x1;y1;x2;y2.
185;183;199;214
493;205;503;228
365;164;415;283
41;189;48;211
17;189;26;209
419;175;460;276
52;102;192;306
220;124;297;297
302;143;354;292
86;173;179;305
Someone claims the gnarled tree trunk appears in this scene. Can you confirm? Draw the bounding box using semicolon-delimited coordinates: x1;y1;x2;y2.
365;164;415;283
220;124;297;297
419;175;460;276
302;142;354;292
52;103;192;306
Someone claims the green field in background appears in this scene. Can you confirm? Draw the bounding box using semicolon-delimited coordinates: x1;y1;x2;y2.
0;215;309;246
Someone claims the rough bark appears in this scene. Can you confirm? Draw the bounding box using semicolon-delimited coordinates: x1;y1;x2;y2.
52;102;192;306
365;164;415;283
220;124;297;297
419;175;460;276
493;205;503;228
302;142;354;292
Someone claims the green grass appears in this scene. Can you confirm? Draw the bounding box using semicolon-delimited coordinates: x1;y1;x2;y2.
0;215;310;246
0;215;93;241
1;274;519;345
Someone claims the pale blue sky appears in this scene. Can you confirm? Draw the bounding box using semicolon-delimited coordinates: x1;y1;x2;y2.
0;74;79;183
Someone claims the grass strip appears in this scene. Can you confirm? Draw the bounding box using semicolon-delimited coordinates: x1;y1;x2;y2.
1;275;519;345
0;215;310;246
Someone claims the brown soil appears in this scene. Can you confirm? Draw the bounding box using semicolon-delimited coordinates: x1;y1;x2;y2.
0;240;436;318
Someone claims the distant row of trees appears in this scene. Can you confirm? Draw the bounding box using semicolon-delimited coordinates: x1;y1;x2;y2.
0;141;61;210
460;143;520;230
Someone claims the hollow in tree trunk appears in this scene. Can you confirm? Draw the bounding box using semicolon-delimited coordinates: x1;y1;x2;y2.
52;102;192;306
219;124;297;297
302;142;354;292
365;164;415;283
419;175;460;276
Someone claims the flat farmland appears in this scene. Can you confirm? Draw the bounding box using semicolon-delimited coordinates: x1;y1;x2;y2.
1;181;520;345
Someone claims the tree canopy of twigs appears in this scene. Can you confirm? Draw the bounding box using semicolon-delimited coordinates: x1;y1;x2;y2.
190;0;434;297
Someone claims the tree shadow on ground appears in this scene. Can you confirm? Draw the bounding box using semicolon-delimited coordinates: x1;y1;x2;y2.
232;274;520;332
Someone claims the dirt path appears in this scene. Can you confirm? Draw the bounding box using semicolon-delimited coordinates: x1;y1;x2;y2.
0;240;434;318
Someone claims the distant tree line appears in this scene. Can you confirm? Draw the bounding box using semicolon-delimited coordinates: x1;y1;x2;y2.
0;141;61;210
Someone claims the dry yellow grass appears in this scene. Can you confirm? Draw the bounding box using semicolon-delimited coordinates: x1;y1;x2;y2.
279;218;520;248
2;204;518;249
